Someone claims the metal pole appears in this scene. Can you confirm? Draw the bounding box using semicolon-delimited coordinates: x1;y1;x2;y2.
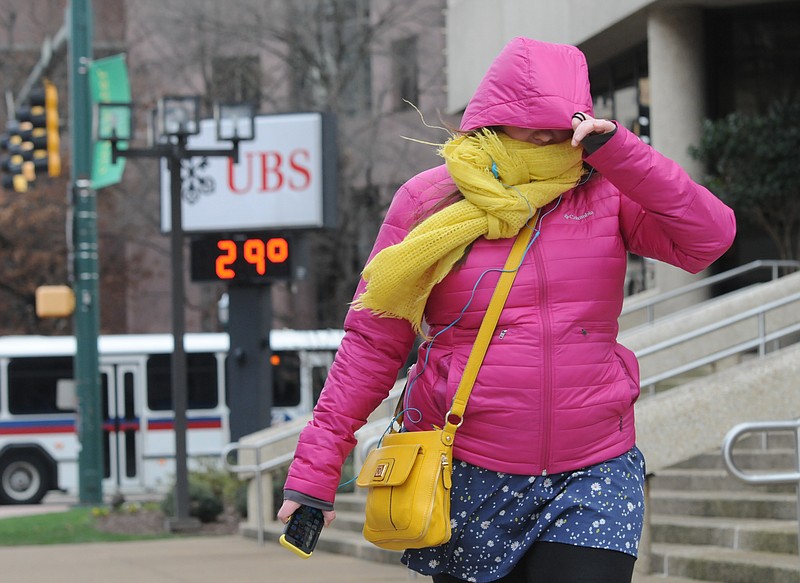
166;144;195;530
69;0;103;505
796;424;800;556
227;284;273;442
255;446;264;546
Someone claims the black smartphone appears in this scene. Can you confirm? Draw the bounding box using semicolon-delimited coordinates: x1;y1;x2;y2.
279;504;324;558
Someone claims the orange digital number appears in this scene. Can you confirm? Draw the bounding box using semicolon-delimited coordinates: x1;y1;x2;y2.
244;239;266;275
266;238;289;263
216;240;237;279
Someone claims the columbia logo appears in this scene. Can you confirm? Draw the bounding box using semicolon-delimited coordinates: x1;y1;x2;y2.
564;210;594;221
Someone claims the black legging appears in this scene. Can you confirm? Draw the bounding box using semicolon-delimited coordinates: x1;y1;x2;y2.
431;542;636;583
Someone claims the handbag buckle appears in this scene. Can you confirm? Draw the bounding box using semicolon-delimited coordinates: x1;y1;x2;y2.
445;410;464;428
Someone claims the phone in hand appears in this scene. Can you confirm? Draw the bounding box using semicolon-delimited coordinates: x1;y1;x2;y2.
279;504;324;558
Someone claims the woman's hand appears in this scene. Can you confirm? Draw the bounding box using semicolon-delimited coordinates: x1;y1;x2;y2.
277;498;337;527
571;112;616;147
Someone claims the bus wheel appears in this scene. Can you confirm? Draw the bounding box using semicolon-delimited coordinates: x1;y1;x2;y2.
0;454;49;505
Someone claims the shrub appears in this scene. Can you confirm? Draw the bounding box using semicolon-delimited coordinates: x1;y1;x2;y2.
690;101;800;261
161;479;224;524
189;458;247;513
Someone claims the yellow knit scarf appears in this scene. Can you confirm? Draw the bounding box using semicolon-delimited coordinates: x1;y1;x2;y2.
352;129;584;333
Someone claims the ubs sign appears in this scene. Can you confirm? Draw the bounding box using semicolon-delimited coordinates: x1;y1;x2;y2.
160;112;336;233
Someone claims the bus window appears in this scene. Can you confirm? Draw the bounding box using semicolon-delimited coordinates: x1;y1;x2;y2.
7;357;75;414
311;365;328;405
272;351;300;407
146;353;219;410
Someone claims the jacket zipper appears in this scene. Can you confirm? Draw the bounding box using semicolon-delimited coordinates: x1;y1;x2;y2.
533;243;553;476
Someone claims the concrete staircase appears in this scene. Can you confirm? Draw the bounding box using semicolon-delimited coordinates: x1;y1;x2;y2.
242;492;402;563
245;439;800;582
647;436;799;582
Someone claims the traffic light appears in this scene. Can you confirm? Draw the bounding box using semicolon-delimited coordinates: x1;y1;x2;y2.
17;79;61;178
1;79;61;192
0;121;31;192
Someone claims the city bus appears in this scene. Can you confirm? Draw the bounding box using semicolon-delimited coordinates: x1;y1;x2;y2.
0;329;344;504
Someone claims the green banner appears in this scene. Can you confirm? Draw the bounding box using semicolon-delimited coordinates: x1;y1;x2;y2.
88;54;131;189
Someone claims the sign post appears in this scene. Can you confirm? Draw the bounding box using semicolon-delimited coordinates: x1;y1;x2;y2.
69;0;103;505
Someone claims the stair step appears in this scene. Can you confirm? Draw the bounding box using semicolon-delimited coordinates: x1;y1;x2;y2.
334;492;367;513
650;489;798;519
633;573;716;583
732;432;797;450
651;514;799;554
651;542;800;583
650;468;796;493
329;509;368;534
241;520;403;564
669;450;798;471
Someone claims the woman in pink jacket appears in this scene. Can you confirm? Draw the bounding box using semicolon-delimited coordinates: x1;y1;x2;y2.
279;37;736;582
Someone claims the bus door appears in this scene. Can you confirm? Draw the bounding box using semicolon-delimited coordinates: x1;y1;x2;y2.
100;361;144;491
300;350;335;411
270;350;334;424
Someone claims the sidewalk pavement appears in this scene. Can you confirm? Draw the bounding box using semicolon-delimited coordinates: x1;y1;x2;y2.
0;532;688;583
0;501;684;583
1;535;419;583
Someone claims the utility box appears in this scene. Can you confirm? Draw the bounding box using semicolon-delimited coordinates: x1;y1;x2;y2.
36;285;76;318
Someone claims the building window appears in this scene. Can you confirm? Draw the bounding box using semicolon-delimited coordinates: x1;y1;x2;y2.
392;36;419;111
210;55;261;106
706;3;800;116
340;50;372;115
288;0;372;115
589;42;649;142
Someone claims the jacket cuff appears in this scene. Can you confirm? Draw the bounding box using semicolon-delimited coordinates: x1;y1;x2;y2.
283;489;335;511
581;124;618;155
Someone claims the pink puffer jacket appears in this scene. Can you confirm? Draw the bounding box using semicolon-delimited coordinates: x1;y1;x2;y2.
285;37;736;504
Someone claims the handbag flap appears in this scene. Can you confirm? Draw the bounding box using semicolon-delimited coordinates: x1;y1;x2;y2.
356;443;421;488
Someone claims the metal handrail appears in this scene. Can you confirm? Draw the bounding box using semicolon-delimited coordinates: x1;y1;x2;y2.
622;259;800;324
722;419;800;556
221;440;296;545
220;382;404;541
637;291;800;392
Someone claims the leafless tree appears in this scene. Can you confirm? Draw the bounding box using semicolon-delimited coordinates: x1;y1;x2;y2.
123;0;453;329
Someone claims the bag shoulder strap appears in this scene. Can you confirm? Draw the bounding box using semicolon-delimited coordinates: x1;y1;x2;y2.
393;220;536;439
442;222;535;437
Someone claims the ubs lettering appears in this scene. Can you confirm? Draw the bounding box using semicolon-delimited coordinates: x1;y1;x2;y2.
228;149;312;194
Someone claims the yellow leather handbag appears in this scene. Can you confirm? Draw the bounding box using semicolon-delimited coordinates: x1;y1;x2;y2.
356;224;535;551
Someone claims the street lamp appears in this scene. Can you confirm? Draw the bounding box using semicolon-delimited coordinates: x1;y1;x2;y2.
158;95;200;137
95;96;255;531
214;103;255;146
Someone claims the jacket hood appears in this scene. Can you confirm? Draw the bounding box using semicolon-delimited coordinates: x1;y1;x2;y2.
460;37;593;132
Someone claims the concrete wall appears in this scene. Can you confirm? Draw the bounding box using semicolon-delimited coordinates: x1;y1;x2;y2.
446;0;656;112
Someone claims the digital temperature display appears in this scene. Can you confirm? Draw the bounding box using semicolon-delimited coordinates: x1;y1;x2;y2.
190;235;293;283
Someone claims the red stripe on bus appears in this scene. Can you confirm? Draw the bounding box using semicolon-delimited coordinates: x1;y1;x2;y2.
0;426;74;435
148;418;222;430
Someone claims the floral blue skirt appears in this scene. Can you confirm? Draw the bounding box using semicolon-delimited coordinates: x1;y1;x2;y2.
402;446;646;582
